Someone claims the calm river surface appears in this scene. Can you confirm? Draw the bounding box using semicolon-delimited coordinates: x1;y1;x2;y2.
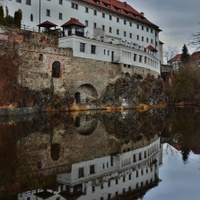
0;108;200;200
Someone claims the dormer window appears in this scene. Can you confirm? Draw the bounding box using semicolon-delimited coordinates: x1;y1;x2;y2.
114;6;120;12
103;2;110;8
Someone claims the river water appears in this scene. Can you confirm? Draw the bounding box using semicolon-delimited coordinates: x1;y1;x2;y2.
0;108;200;200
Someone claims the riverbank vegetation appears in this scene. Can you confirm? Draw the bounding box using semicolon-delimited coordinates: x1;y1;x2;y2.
169;65;200;105
168;45;200;105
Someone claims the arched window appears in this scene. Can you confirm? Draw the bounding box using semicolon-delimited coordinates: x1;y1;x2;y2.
52;61;61;78
30;14;33;22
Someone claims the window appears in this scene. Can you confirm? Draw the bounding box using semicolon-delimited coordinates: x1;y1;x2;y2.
30;14;33;21
130;33;132;38
124;20;126;25
146;38;149;42
102;25;105;31
142;36;144;41
85;20;88;26
94;22;96;28
94;10;97;15
137;24;139;29
85;7;89;13
90;165;95;174
46;9;51;17
133;154;136;161
130;22;132;26
38;54;43;61
71;2;78;9
91;45;96;54
109;15;112;20
137;35;139;40
151;39;153;44
109;27;112;33
116;29;119;35
102;13;105;18
146;27;149;32
59;13;62;20
59;0;63;5
116;17;119;23
108;181;111;187
139;56;142;63
26;0;31;5
80;43;85;52
16;0;21;3
78;167;84;178
142;26;144;30
124;31;126;37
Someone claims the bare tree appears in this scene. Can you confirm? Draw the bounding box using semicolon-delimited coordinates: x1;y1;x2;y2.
189;32;200;50
163;46;179;64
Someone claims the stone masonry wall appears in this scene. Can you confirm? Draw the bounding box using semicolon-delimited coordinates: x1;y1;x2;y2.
0;26;164;111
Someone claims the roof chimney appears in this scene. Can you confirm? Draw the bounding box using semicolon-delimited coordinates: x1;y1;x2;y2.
140;12;144;16
124;2;127;7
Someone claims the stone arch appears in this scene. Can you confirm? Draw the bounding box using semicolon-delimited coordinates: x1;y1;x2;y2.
74;84;98;104
52;61;61;78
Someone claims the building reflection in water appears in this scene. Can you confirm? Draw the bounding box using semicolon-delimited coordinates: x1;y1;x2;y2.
0;110;164;200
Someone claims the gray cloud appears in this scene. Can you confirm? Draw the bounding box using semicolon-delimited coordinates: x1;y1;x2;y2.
127;0;200;52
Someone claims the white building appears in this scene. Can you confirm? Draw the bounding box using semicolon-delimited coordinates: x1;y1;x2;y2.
56;138;160;199
1;0;162;74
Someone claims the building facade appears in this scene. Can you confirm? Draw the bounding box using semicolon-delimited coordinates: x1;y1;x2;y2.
1;0;162;74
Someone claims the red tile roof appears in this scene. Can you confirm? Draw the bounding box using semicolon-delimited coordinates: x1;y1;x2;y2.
146;45;157;52
191;51;200;59
168;54;181;63
37;20;57;27
83;0;160;29
61;18;86;28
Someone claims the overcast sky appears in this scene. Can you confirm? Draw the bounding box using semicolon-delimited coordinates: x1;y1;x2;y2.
127;0;200;53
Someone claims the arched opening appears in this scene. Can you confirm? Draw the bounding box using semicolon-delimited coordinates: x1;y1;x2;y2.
75;92;81;104
51;143;60;161
75;115;98;135
52;61;61;78
74;84;98;104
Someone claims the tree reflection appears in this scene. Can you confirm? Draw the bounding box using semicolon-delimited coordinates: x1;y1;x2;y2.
181;145;191;163
169;108;200;163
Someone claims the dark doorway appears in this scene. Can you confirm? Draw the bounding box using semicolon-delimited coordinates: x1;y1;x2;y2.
75;92;81;104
